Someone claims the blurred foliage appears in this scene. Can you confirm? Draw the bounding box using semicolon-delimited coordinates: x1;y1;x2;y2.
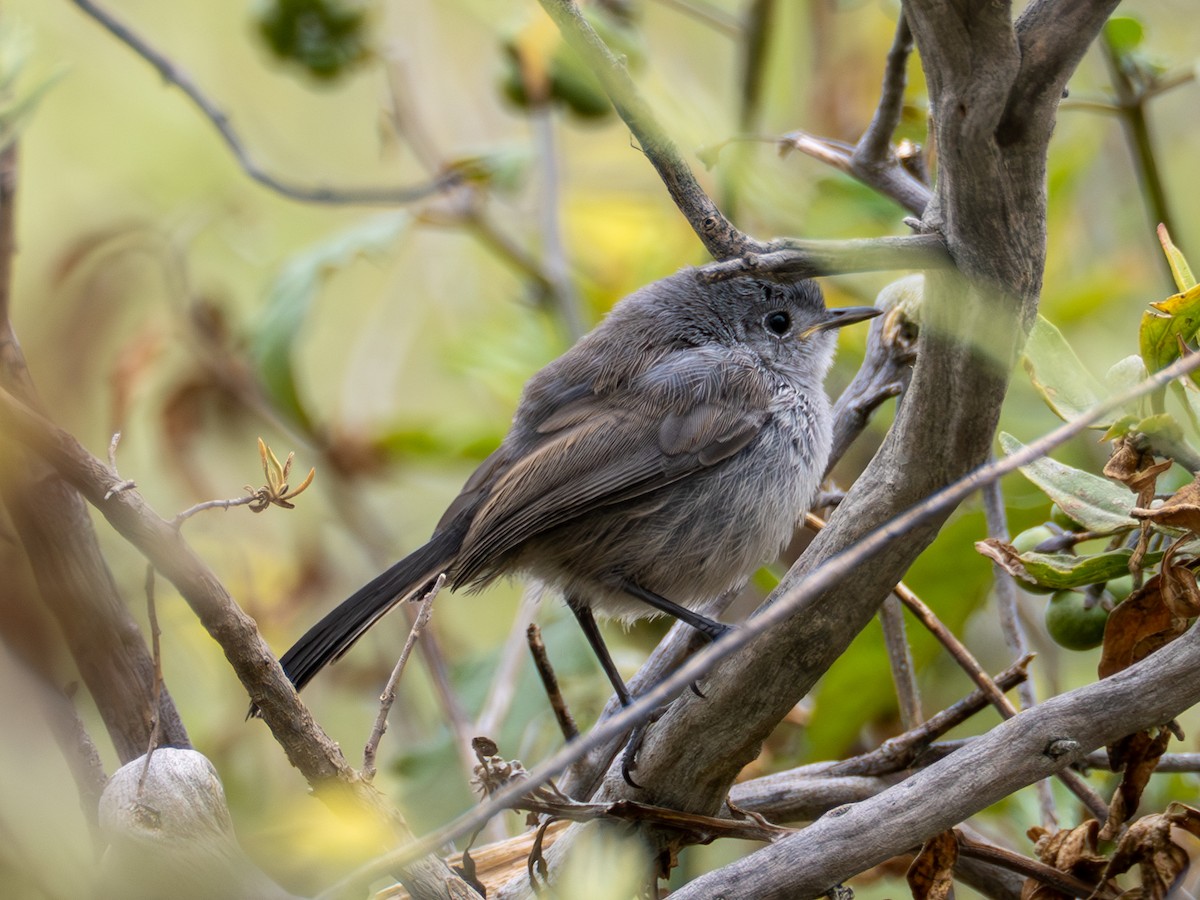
0;0;1198;897
255;0;374;82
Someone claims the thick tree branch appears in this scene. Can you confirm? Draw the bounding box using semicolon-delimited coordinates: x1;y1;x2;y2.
508;4;1141;892
1002;0;1125;148
670;622;1200;900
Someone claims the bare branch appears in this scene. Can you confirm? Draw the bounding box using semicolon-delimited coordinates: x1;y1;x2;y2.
879;594;921;730
0;143;189;760
668;622;1200;899
528;623;579;743
364;577;443;781
982;476;1057;828
698;233;951;282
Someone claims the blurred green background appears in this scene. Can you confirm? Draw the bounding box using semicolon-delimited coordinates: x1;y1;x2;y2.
1;0;1198;896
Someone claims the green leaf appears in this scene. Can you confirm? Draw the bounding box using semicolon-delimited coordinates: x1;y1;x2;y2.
1017;549;1149;590
998;433;1136;531
977;539;1159;592
1157;224;1196;292
1104;16;1145;54
1139;282;1200;375
252;212;413;427
1022;315;1107;422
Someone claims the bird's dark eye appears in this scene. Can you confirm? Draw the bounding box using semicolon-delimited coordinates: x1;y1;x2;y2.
764;310;791;336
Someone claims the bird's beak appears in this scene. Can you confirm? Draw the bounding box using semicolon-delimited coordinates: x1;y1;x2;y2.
800;305;882;338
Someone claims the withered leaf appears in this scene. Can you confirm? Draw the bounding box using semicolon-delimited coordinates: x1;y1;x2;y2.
1158;537;1200;618
1027;825;1108;888
1104;440;1173;502
1131;474;1200;534
1101;728;1172;841
1105;805;1200;900
907;830;958;900
1098;576;1190;678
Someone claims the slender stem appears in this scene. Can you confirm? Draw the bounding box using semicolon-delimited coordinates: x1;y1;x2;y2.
532;108;586;339
528;624;580;742
878;595;922;730
1099;35;1175;283
363;578;443;781
982;475;1056;828
853;13;914;167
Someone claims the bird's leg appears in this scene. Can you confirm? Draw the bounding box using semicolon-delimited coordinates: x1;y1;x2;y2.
618;578;730;698
617;580;731;641
566;595;633;708
566;595;663;787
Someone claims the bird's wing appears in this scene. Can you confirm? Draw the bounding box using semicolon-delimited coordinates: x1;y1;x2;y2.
451;348;773;585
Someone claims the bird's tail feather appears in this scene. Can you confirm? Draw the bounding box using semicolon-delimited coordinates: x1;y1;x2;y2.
277;529;460;693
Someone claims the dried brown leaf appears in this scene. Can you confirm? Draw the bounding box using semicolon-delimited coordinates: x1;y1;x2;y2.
1101;729;1172;840
1097;576;1190;678
907;830;958;900
1159;538;1200;618
1106;806;1198;900
975;537;1028;581
1023;820;1108;900
1104;440;1173;500
1131;474;1200;534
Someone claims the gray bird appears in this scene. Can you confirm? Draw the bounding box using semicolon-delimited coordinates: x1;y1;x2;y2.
275;270;878;731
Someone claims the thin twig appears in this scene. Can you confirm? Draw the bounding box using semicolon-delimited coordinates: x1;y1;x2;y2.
698;233;951;282
137;564;163;794
895;580;1109;820
528;624;579;743
103;432;136;498
363;576;444;782
956;830;1115;900
172;495;259;525
651;0;741;36
1099;35;1175;280
853;13;914;167
878;594;922;730
69;0;461;207
531;108;586;339
982;476;1057;828
894;582;1012;712
827;656;1032;777
318;340;1200;894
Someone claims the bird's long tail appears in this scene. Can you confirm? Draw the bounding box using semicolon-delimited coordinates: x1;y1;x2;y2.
277;528;461;693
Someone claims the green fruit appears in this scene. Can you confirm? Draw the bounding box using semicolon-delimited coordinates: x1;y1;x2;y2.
1105;574;1135;602
1044;590;1109;651
549;48;612;119
1049;503;1081;531
1011;525;1055;554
